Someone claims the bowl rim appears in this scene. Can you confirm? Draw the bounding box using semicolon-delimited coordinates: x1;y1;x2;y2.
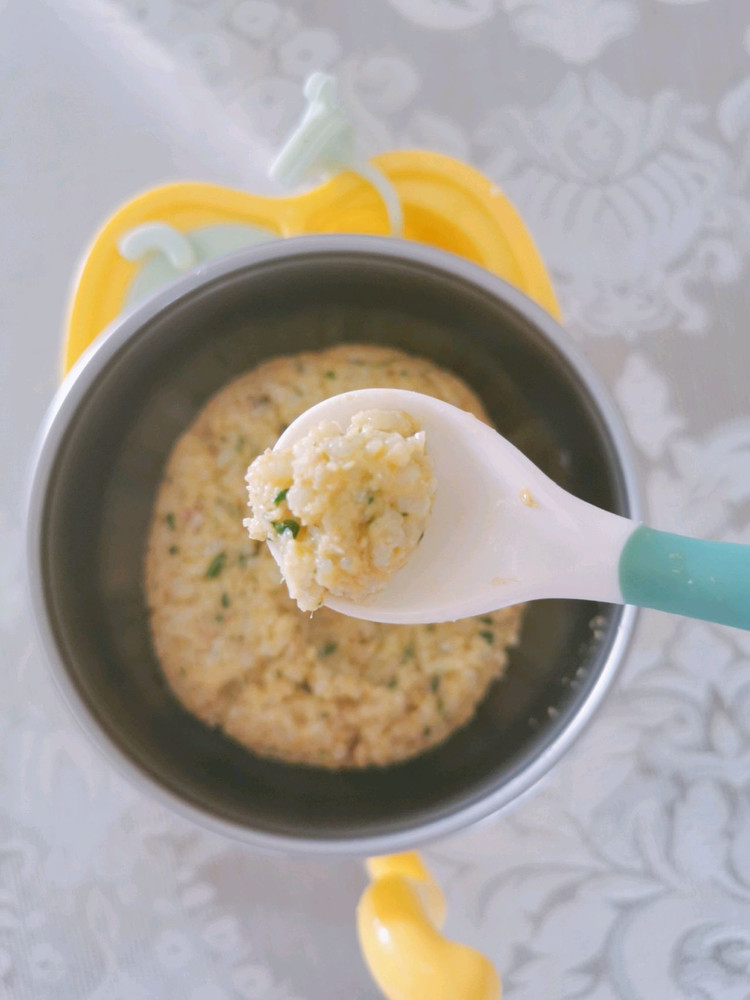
25;234;641;856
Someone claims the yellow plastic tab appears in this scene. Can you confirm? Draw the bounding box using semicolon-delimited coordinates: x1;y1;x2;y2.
62;151;558;373
358;852;501;1000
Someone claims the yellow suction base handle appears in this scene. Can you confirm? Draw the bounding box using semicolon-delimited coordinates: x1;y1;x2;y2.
358;853;501;1000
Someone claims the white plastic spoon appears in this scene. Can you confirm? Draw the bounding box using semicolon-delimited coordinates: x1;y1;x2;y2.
273;389;750;628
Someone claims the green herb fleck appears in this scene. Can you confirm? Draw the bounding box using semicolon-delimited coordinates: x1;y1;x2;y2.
273;487;289;506
479;630;494;644
367;494;375;505
387;676;398;689
215;614;224;623
402;643;415;661
169;545;179;555
320;641;338;657
206;551;227;578
272;519;300;539
324;370;336;379
430;675;440;693
221;593;230;608
480;616;493;625
425;624;436;633
365;516;375;525
401;511;409;518
400;370;409;377
418;532;425;543
437;696;446;714
235;436;246;453
423;726;432;738
165;512;176;531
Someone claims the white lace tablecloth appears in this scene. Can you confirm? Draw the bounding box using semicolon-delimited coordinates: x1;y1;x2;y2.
2;1;750;997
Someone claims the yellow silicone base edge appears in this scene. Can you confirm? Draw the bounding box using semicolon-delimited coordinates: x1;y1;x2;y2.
358;852;501;1000
62;151;559;374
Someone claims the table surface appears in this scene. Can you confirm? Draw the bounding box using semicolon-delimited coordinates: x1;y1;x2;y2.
3;1;750;997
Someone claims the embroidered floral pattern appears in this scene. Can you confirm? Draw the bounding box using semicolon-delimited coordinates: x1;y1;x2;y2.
6;0;750;996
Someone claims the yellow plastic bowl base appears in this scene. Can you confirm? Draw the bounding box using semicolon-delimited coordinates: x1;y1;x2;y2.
61;150;560;1000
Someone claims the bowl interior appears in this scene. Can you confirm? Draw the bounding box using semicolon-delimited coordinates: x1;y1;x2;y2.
40;246;633;845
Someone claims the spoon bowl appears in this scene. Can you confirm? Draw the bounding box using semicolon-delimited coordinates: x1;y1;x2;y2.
274;388;634;623
276;388;750;631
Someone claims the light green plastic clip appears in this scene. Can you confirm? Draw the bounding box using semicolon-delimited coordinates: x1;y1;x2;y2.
270;73;403;236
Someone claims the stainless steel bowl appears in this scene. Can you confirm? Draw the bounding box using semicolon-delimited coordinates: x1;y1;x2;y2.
26;235;640;855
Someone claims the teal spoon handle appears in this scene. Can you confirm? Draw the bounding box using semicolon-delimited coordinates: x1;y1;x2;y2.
619;525;750;630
